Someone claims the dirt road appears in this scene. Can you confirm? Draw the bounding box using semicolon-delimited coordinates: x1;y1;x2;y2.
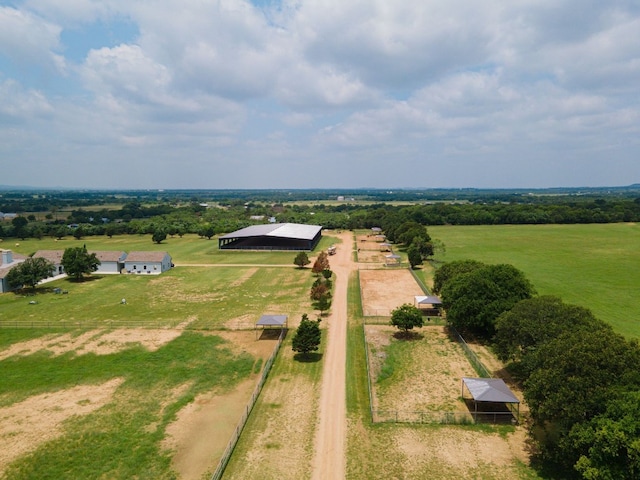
311;231;354;480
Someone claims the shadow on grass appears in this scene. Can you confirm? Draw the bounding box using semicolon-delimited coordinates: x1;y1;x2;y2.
392;330;424;341
293;352;323;363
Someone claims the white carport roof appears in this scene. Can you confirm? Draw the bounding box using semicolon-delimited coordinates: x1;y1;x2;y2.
462;377;520;403
415;295;442;305
219;223;321;241
256;314;288;327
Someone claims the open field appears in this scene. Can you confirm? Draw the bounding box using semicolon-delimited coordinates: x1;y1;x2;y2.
429;223;640;338
0;328;271;479
3;233;337;266
0;266;314;328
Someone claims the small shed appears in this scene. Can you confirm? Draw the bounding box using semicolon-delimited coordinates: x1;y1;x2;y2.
379;242;392;252
384;254;401;266
414;295;442;316
255;314;288;339
461;377;520;423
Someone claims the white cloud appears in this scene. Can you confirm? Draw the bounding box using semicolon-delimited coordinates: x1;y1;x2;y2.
0;6;65;73
0;78;53;120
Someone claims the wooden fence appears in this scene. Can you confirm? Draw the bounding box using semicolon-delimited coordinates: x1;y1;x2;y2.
209;327;287;480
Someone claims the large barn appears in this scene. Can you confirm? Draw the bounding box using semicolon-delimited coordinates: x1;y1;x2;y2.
218;223;322;251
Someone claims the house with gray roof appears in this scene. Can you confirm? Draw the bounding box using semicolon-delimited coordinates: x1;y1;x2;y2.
91;251;127;274
33;250;65;276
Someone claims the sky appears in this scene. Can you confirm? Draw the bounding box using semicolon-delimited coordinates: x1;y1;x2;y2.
1;0;639;190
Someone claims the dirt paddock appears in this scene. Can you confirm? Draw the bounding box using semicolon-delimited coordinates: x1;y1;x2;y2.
359;269;425;316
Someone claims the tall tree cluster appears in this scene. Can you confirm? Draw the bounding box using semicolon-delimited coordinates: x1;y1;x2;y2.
435;257;640;478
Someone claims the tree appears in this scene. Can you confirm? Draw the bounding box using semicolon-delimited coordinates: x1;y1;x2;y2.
11;216;28;239
6;257;55;290
104;224;117;238
293;251;310;268
312;251;330;275
432;259;485;294
310;282;331;301
200;225;215;240
523;329;640;473
54;225;67;240
407;245;422;269
313;293;332;315
494;296;606;372
73;225;85;240
441;263;535;338
62;246;100;280
152;228;167;244
292;314;321;357
390;303;424;333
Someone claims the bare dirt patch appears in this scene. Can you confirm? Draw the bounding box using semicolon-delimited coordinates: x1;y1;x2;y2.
163;330;279;480
359;269;424;316
366;325;475;414
0;327;186;360
0;378;123;473
392;427;530;478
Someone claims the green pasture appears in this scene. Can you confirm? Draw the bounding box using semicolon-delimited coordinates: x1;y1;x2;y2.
5;232;338;265
429;223;640;338
0;266;314;328
0;330;256;479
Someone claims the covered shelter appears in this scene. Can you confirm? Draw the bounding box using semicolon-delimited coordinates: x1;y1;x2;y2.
379;242;392;252
384;254;401;266
461;377;520;423
255;314;288;339
219;223;322;251
414;295;442;316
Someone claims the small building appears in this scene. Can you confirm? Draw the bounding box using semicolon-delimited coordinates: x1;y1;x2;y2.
384;254;401;266
124;251;173;274
0;250;27;293
414;295;442;316
33;250;65;276
91;251;127;274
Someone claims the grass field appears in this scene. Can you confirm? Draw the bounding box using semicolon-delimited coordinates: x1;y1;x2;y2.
4;233;337;265
429;223;640;338
0;329;257;479
0;266;314;328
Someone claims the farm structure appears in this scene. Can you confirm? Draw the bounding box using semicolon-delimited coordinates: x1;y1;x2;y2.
0;250;27;293
124;251;173;274
461;377;520;423
255;314;288;339
92;251;127;274
29;250;172;276
415;295;442;316
218;223;322;251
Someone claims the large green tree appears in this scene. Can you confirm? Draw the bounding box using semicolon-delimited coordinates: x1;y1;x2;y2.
152;228;167;244
62;246;100;280
494;296;607;375
293;251;310;268
432;259;485;294
6;257;55;290
292;314;321;357
390;303;424;333
441;263;535;338
523;329;640;473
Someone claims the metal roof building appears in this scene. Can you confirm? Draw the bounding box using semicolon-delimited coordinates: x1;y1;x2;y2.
218;223;322;251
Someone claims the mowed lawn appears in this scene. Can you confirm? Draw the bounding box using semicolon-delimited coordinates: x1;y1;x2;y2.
429;223;640;338
0;266;314;328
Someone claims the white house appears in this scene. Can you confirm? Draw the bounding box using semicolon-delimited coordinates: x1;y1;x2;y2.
32;250;65;276
92;251;127;274
0;250;27;293
124;251;173;274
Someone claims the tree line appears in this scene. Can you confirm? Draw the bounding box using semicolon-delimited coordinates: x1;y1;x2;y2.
434;260;640;479
3;193;640;242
